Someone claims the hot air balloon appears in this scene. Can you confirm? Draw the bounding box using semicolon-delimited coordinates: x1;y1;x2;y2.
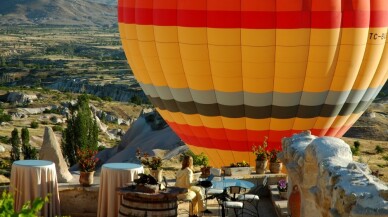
118;0;388;167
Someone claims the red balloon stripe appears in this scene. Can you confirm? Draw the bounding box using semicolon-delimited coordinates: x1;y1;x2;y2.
166;120;350;152
118;5;388;28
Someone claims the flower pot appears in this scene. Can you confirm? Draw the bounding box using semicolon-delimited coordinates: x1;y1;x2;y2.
279;191;287;199
224;167;251;176
200;166;211;178
269;162;283;173
79;171;95;187
255;160;268;174
150;169;163;183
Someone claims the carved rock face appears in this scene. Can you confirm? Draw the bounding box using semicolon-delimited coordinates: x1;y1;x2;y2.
280;131;388;217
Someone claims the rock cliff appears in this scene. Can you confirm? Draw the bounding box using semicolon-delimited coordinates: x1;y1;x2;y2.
46;79;147;103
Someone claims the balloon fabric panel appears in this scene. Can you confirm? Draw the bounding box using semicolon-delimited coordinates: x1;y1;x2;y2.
118;0;388;167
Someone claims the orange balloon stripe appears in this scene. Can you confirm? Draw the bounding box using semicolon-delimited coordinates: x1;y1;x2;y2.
166;120;349;152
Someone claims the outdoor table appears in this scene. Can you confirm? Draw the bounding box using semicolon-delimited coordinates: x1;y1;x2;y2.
97;163;144;217
211;178;255;217
9;160;60;217
212;178;255;190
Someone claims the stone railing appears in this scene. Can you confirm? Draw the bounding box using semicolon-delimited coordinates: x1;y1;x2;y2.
279;131;388;217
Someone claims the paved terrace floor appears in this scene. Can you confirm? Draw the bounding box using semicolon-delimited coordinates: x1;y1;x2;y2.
0;171;283;216
66;171;280;217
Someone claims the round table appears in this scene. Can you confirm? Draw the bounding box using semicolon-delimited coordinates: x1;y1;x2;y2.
10;160;60;217
97;163;144;217
211;179;255;217
212;178;255;190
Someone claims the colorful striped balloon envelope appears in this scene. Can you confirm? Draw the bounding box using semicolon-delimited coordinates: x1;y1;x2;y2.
118;0;388;167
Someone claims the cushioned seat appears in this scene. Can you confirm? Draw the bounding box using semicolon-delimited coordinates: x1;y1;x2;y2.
224;201;244;209
237;194;259;201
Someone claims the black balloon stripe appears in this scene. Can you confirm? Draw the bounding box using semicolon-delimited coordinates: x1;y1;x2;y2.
147;96;373;119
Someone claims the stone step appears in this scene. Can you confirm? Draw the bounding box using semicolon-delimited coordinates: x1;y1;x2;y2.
269;185;289;217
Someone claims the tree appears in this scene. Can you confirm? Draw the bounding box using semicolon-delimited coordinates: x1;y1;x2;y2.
130;95;142;105
63;94;99;166
10;128;20;162
21;127;37;160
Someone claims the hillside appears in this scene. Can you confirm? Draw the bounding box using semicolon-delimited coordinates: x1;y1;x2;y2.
0;0;116;26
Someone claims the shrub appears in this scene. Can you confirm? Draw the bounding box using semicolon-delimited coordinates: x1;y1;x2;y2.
0;190;48;215
351;141;361;156
0;109;12;123
52;125;63;132
182;150;209;167
375;145;384;154
40;121;48;125
30;121;39;129
354;141;361;149
0;136;9;144
130;95;142;105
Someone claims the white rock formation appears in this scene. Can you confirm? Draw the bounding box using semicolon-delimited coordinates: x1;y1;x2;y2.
95;111;182;166
5;92;37;104
279;131;388;217
40;127;73;183
0;145;5;153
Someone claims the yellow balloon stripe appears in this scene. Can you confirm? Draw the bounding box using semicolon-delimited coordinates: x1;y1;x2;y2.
120;24;386;94
158;109;349;131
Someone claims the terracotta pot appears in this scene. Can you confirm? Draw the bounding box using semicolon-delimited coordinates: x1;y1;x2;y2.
79;171;95;187
200;166;211;178
269;162;283;173
255;160;268;174
150;169;163;183
288;185;301;217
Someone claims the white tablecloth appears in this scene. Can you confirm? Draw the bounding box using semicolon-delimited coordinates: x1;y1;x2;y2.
9;160;60;217
97;163;144;217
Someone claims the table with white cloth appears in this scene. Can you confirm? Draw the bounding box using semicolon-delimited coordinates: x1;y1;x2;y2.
9;160;60;217
97;163;144;217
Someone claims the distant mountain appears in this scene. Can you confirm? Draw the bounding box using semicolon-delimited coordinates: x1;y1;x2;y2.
0;0;117;26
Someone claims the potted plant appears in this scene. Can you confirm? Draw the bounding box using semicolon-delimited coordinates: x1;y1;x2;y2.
269;149;283;173
77;148;99;186
224;161;251;176
277;179;288;199
136;149;163;183
252;137;269;174
181;151;210;179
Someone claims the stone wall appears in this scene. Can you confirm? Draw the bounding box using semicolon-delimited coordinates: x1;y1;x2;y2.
279;131;388;217
59;185;99;217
